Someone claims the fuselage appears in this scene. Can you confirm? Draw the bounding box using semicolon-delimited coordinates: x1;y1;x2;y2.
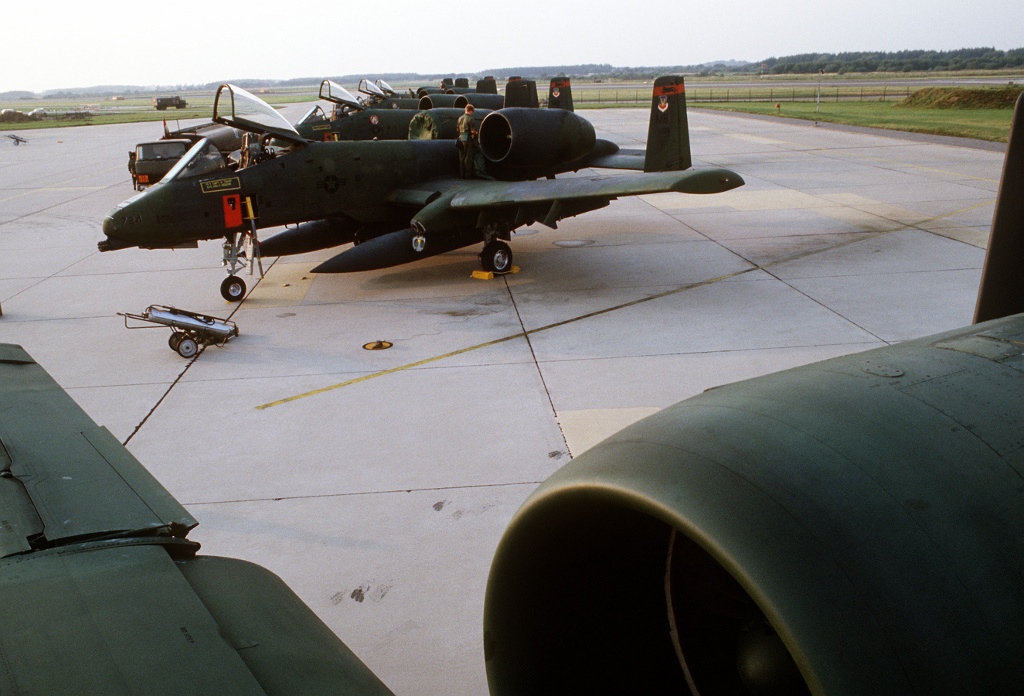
101;139;459;250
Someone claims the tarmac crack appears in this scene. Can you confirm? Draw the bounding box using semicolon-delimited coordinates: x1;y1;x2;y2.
122;258;277;446
502;274;572;457
181;479;544;507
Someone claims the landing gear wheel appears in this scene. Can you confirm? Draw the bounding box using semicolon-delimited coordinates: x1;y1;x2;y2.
480;241;513;274
169;333;183;350
176;337;199;358
221;275;246;302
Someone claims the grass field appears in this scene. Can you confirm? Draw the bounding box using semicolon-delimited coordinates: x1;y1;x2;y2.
2;76;1020;142
698;100;1016;142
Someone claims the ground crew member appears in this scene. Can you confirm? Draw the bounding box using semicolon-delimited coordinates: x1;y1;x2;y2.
457;104;478;178
127;150;138;190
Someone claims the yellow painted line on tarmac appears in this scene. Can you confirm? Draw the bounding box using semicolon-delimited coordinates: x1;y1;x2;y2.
830;149;1000;183
255;269;754;410
722;127;1000;183
256;182;999;411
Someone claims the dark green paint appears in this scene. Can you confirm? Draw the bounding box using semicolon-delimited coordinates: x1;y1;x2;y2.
101;77;742;275
0;346;394;696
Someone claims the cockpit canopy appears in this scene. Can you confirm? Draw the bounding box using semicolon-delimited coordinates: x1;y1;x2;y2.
298;105;328;126
358;79;387;100
213;84;304;144
375;79;397;96
319;80;362;111
162;139;228;182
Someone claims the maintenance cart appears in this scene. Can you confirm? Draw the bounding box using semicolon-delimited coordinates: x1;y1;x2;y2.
119;305;239;358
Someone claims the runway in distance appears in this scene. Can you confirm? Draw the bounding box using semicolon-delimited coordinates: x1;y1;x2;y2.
99;76;743;301
5;95;1023;696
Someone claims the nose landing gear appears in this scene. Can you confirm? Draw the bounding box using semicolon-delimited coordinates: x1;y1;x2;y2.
221;211;262;302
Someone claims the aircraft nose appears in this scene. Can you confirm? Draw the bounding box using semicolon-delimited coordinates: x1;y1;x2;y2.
98;208;135;252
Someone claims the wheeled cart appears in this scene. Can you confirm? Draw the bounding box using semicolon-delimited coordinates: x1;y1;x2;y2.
119;305;239;358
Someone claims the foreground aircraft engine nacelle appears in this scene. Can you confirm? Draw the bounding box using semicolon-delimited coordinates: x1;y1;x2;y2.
484;316;1024;696
478;108;595;169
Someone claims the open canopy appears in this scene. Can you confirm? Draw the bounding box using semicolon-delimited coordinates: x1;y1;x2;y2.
319;80;363;111
358;79;387;99
213;84;304;144
375;79;398;96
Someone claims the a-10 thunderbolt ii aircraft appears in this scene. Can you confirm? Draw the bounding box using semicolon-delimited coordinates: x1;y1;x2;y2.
296;77;565;142
295;80;494;142
8;94;1024;696
99;76;743;301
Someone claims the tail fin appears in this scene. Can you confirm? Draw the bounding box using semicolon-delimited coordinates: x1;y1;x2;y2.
548;78;574;111
477;77;498;95
973;92;1024;323
504;78;539;109
643;76;692;173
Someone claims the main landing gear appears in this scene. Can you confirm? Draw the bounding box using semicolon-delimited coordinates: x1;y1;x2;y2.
479;223;514;274
480;240;513;274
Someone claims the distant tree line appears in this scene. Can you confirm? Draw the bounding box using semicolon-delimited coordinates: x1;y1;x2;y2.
8;49;1023;100
759;48;1024;74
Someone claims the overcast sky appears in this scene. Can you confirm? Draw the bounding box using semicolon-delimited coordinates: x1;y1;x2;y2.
3;0;1022;93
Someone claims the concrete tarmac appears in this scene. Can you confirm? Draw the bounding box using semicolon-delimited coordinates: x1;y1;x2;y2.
0;105;1001;694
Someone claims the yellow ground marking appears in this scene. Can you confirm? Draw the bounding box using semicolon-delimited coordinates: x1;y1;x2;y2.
727;133;788;146
256;160;996;410
831;149;1000;183
256;191;995;410
719;127;1000;184
254;269;752;410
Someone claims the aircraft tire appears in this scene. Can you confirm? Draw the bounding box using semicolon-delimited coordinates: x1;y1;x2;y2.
481;241;513;274
176;337;198;358
221;275;246;302
169;333;183;351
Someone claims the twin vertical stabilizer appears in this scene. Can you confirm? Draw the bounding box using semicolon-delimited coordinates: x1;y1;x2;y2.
644;76;692;172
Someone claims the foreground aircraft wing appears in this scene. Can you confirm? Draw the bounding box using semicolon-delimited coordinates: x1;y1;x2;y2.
0;343;196;552
0;344;394;696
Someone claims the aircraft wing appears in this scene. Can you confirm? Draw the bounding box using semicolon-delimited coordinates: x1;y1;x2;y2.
0;344;196;556
0;344;395;695
312;168;744;273
442;168;743;208
406;168;743;232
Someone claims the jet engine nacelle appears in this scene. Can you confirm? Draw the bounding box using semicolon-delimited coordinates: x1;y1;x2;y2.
484;316;1024;696
478;108;595;169
453;93;505;111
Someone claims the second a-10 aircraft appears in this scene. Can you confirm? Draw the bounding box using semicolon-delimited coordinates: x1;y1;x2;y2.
295;77;560;143
100;76;743;301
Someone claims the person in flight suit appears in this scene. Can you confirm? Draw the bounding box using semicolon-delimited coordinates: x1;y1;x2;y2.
456;104;478;178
